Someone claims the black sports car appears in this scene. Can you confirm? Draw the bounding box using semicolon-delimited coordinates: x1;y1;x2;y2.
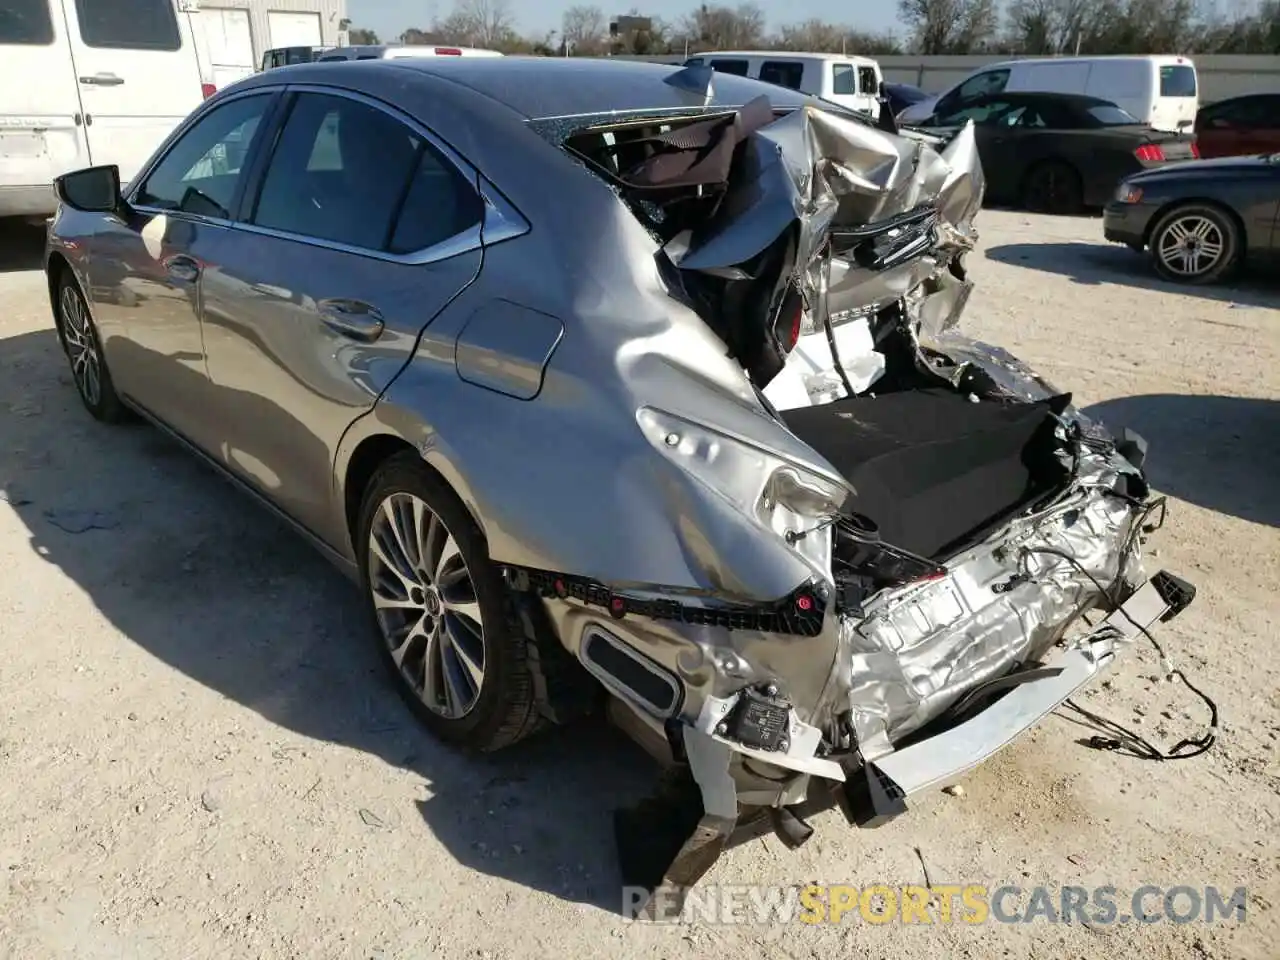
1104;152;1280;284
919;91;1199;214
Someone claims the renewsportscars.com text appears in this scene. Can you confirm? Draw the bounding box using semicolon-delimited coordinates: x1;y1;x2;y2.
624;884;1249;925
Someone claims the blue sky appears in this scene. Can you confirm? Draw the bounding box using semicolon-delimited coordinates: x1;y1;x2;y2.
349;0;904;41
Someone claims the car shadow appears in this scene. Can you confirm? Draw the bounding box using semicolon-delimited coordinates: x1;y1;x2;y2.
985;241;1280;308
0;326;657;914
1082;394;1280;528
0;220;45;274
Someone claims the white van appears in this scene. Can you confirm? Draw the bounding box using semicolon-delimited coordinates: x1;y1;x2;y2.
897;56;1199;133
314;44;505;61
682;51;884;117
0;0;212;219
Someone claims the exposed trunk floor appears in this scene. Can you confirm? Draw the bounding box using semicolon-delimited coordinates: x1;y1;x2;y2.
781;387;1071;559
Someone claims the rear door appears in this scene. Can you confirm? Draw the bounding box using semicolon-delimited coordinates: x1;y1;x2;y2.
1154;60;1198;133
201;88;486;542
0;0;91;211
198;7;254;88
63;0;206;184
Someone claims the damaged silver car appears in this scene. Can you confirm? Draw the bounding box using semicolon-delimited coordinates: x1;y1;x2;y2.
44;58;1196;915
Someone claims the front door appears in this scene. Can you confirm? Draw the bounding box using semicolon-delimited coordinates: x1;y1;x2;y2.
201;89;485;544
94;90;277;448
62;0;207;183
0;0;91;212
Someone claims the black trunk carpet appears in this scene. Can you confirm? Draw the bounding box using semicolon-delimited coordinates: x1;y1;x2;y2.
781;388;1072;559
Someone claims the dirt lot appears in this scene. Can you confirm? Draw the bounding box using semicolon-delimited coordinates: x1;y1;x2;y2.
0;210;1277;960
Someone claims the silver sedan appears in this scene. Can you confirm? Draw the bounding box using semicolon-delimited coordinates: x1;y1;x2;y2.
44;56;1197;916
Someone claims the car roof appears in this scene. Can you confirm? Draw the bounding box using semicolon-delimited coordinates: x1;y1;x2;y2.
371;56;819;119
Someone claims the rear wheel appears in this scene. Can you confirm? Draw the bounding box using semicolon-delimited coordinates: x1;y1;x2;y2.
356;454;541;752
1147;203;1241;285
55;271;126;423
1022;160;1083;215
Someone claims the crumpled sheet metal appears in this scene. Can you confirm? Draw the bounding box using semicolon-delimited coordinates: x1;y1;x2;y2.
834;448;1144;761
663;99;985;323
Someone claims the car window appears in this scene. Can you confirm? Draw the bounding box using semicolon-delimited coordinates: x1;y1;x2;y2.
708;59;749;77
1016;101;1076;128
1202;97;1268;128
956;68;1010;103
1086;104;1140;126
759;61;804;90
831;64;856;96
858;66;878;95
135;94;271;218
938;98;1016;125
74;0;180;51
0;0;54;44
387;148;484;254
1159;65;1197;98
252;92;476;253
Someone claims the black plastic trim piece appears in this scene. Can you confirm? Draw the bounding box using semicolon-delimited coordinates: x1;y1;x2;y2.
501;565;828;637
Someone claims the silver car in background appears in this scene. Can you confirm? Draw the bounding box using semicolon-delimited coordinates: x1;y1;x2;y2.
44;57;1196;916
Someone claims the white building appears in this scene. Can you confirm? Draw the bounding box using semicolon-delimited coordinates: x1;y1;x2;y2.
193;0;348;86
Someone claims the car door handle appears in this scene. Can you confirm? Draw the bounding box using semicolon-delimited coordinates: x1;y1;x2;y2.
318;299;385;342
79;73;124;86
164;255;200;283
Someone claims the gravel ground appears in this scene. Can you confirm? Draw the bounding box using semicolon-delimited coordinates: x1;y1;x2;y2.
0;210;1277;960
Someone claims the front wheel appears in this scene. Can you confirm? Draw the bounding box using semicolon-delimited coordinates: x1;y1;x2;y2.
1147;203;1241;285
55;272;126;423
356;454;541;752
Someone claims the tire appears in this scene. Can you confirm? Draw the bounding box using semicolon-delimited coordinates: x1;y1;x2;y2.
1021;160;1083;215
356;453;540;752
1147;203;1242;285
55;270;126;423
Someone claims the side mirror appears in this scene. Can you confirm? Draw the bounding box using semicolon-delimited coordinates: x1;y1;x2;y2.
54;164;125;214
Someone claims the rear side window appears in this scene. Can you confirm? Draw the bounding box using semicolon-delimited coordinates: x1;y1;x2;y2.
1160;65;1197;97
858;66;878;95
708;59;749;77
0;0;54;45
388;149;484;254
832;64;856;95
74;0;181;50
759;61;804;90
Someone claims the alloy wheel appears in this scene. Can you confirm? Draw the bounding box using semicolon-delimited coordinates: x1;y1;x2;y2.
1155;214;1226;278
367;492;487;719
60;285;102;408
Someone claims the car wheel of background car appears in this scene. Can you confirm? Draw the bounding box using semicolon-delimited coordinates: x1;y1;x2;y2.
1021;160;1083;215
357;453;541;752
1147;203;1241;285
55;271;126;424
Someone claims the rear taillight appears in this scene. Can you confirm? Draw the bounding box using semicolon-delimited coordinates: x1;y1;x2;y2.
434;47;462;55
201;82;216;99
1189;141;1200;158
1134;143;1165;162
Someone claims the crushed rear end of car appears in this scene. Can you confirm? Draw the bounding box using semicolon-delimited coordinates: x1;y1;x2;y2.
505;68;1198;919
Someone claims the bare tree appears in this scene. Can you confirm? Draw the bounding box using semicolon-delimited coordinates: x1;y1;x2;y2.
775;19;903;54
347;26;379;44
436;0;516;48
561;4;608;54
680;2;766;50
898;0;1000;53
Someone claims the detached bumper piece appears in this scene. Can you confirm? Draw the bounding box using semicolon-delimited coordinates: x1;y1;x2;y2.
618;570;1194;920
